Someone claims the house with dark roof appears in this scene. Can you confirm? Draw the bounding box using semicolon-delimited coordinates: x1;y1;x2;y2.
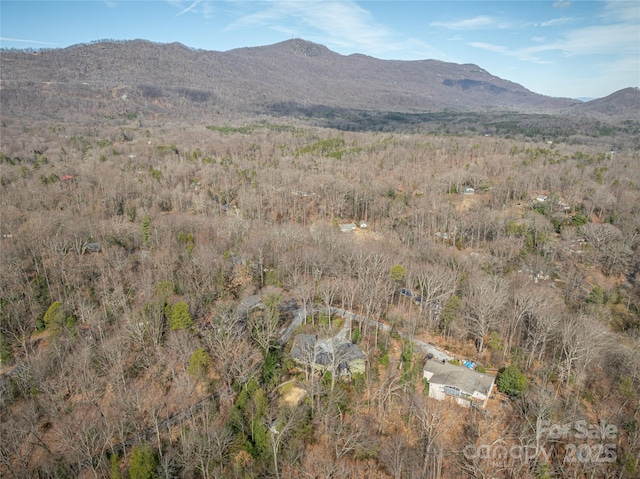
423;359;495;408
290;334;366;377
237;295;263;317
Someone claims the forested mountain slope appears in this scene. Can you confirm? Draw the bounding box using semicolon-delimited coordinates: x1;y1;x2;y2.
1;38;582;120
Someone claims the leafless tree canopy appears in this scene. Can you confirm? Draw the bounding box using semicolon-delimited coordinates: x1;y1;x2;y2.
1;41;639;478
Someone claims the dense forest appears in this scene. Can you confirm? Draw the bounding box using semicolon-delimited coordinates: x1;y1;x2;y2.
1;110;638;479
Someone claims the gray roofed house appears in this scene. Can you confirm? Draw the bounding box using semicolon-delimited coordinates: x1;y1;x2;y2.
290;334;366;376
237;295;263;317
289;334;316;364
82;242;102;254
423;359;495;408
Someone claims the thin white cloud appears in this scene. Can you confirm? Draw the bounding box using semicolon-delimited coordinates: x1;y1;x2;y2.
540;17;574;27
468;42;508;54
167;0;214;19
542;23;640;56
225;0;438;59
601;0;640;22
576;57;640;96
431;15;511;30
200;1;215;19
469;1;639;67
0;37;59;46
176;0;201;16
468;41;553;64
553;1;573;8
226;1;381;41
600;56;640;77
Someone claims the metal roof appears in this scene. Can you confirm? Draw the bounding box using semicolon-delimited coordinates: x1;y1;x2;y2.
424;359;494;397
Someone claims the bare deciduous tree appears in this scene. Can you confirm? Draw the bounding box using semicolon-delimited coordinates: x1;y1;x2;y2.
205;307;261;404
558;314;610;386
462;273;508;354
375;358;403;434
410;262;459;332
178;405;233;479
379;431;410;479
411;393;454;479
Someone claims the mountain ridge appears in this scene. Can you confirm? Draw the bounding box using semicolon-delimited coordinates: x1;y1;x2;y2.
1;38;636;123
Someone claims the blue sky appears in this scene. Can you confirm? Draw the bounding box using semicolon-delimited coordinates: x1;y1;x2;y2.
1;1;638;99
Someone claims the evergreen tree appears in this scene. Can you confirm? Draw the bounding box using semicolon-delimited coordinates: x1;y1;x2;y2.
188;347;212;379
129;444;158;479
43;301;64;333
170;301;193;330
496;364;528;398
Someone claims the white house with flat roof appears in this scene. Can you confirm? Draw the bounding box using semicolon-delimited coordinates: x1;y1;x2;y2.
423;359;495;408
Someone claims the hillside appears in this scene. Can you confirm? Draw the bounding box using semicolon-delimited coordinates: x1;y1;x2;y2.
572;87;640;118
1;38;582;121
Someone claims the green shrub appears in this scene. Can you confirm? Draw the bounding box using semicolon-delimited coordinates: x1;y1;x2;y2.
261;349;281;388
170;301;193;330
587;285;606;305
379;352;389;367
154;281;174;299
570;214;588;226
109;453;122;479
43;301;64;333
497;364;528;398
0;333;12;366
318;312;331;326
390;264;406;282
188;348;212;379
487;331;503;352
141;215;151;247
129;444;158;479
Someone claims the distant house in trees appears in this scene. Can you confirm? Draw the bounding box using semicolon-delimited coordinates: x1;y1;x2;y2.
290;334;366;376
423;359;495;408
553;196;571;212
534;193;571;212
82;242;102;254
340;223;357;233
237;295;263;317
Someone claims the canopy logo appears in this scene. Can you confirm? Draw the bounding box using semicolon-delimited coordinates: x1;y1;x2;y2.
463;420;618;466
